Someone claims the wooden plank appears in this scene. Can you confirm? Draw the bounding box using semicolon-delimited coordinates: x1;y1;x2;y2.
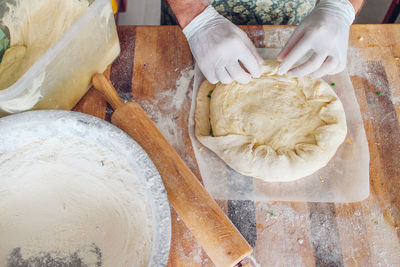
342;24;400;265
253;202;315;266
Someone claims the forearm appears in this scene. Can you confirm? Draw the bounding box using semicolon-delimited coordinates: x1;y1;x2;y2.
348;0;365;13
165;0;208;28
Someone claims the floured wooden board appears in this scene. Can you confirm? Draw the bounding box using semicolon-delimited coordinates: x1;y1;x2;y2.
189;48;369;202
74;25;400;266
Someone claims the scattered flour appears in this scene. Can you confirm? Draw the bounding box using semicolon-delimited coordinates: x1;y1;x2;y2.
0;136;152;267
139;66;196;169
252;201;400;266
392;95;400;105
347;46;399;106
253;203;316;266
336;198;400;266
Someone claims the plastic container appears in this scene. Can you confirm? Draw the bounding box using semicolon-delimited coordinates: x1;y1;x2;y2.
0;0;120;117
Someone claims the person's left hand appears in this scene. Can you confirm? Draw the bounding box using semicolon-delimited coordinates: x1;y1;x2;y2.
277;0;355;78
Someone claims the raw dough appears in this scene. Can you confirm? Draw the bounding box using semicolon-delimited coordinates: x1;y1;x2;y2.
195;60;347;182
0;0;89;90
0;136;152;266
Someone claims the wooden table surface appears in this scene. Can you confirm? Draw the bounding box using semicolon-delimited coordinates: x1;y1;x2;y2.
74;25;400;266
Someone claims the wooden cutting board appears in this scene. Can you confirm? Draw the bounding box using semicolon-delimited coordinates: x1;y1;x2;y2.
74;25;400;266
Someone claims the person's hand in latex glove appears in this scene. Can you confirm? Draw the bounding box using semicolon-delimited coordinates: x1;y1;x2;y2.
277;0;355;78
183;6;263;84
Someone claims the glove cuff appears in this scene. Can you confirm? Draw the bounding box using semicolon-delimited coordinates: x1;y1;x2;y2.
316;0;356;26
183;5;220;40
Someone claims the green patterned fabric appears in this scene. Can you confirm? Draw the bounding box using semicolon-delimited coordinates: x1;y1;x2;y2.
161;0;316;25
0;25;10;62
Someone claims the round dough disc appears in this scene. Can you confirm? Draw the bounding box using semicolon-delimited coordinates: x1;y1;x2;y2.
195;60;347;182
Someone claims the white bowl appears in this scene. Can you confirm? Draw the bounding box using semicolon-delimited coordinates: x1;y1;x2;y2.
0;110;171;266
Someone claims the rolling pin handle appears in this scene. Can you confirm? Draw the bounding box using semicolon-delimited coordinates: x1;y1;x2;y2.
92;73;124;110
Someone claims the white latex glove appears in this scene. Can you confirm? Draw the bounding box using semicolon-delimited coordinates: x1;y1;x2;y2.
277;0;355;78
183;6;263;84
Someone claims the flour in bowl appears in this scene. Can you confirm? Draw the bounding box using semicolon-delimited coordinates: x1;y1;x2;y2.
0;136;152;266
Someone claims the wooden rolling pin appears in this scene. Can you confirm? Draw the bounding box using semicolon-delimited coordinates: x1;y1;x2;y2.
92;73;252;267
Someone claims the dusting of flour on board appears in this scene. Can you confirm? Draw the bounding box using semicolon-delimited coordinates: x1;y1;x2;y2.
139;66;196;169
392;95;400;105
252;203;316;266
251;201;400;266
347;46;400;106
254;200;400;266
138;66;214;264
335;197;400;266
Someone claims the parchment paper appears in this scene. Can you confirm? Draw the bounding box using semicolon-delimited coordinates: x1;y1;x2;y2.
188;48;370;202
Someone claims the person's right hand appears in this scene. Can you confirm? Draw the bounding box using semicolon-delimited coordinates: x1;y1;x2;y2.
183;6;263;84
